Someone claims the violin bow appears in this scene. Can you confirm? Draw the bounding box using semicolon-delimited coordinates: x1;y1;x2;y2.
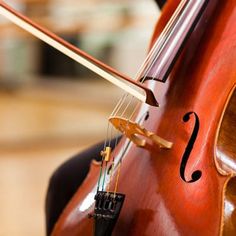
0;1;158;106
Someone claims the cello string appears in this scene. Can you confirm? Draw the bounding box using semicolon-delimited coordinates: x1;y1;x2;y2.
99;94;130;191
99;94;129;189
111;93;129;117
102;161;108;191
97;160;104;191
103;122;111;150
113;161;122;196
98;95;127;191
136;0;187;84
104;101;133;192
151;1;189;80
113;95;131;117
140;0;187;84
120;96;134;117
108;125;116;147
102;94;128;153
128;101;141;120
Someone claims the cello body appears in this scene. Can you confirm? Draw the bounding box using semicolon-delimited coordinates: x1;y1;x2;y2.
52;0;236;235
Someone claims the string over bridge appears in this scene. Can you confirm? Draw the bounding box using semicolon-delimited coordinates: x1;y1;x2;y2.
109;116;173;149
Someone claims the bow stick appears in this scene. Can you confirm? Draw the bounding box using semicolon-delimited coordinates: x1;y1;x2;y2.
0;1;158;106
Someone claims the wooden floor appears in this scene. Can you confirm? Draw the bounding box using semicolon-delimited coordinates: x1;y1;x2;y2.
0;79;122;236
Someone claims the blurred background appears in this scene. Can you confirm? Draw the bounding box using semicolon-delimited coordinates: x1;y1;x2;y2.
0;0;159;235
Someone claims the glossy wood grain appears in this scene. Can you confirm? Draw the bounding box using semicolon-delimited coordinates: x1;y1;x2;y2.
52;0;236;235
216;89;236;235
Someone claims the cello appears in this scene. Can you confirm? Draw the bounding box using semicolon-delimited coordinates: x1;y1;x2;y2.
1;0;236;235
51;0;236;235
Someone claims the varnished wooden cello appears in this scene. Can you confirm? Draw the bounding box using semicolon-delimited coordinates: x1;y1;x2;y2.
51;0;236;235
0;0;236;235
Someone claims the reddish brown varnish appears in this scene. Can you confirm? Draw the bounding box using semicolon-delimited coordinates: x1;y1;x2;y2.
52;0;236;235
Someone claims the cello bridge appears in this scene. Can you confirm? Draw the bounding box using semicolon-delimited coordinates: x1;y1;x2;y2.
109;116;173;149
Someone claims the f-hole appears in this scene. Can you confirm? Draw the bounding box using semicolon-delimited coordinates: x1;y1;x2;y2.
180;112;202;183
